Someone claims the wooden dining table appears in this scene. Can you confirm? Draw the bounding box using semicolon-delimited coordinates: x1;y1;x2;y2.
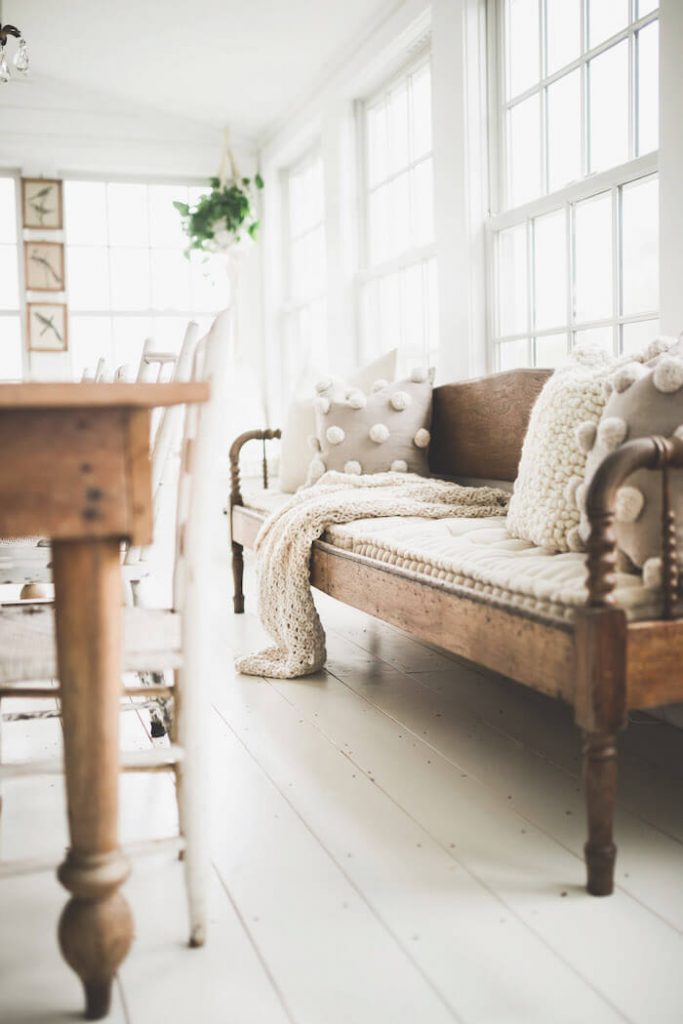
0;382;209;1020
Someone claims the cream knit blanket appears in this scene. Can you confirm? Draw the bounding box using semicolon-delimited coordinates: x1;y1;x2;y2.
235;471;510;679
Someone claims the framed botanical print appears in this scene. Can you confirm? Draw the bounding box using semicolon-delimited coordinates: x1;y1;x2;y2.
24;241;65;292
27;302;68;352
21;178;63;230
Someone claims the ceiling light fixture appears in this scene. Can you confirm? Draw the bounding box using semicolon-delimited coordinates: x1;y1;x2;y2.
0;1;29;83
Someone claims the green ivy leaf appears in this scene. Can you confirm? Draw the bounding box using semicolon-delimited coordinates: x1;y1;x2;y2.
254;173;264;189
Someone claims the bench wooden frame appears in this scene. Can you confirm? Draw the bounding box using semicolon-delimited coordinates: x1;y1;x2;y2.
229;369;683;898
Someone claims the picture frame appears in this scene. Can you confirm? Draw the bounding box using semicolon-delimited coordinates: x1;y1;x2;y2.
24;240;66;292
27;302;68;352
21;177;63;230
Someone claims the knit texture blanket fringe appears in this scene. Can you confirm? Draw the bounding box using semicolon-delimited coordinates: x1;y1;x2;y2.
235;471;510;679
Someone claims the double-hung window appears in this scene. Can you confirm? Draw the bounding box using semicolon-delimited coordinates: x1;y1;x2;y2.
358;54;438;370
490;0;660;369
0;175;24;380
64;179;229;379
281;150;326;384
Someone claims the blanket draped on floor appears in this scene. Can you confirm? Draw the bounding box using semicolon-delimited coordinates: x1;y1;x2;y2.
235;471;510;679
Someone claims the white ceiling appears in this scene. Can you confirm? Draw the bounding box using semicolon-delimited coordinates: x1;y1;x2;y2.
3;0;395;142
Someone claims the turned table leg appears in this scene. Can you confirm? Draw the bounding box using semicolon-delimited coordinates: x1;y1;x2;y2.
583;730;618;896
52;539;133;1020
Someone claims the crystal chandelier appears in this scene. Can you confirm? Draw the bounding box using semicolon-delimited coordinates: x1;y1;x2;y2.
0;1;29;83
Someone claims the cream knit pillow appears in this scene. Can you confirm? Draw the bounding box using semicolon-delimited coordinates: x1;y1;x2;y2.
506;349;615;552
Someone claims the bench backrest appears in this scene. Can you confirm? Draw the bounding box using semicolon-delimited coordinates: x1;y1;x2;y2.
429;368;551;482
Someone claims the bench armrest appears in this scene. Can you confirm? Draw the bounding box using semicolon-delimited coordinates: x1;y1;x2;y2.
229;428;282;510
585;434;683;617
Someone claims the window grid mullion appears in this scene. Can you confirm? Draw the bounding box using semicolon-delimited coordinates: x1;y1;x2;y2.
527;219;534;366
614;182;623;354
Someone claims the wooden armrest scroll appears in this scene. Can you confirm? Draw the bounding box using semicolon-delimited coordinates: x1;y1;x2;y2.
229;428;282;508
586;435;683;615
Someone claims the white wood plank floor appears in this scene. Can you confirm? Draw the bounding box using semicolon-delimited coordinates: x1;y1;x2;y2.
2;561;683;1023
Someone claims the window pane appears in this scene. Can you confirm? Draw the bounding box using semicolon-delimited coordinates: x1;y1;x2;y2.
150;185;188;247
589;0;629;48
0;178;17;243
413;158;434;246
378;272;401;352
638;0;658;14
621;318;660;355
107;184;149;246
0;245;19;309
151;248;191;310
508;94;541;206
573;325;614;354
499;338;529;369
410;64;432;161
0;316;23;379
388;82;410;176
67;247;110;310
64;181;107;245
69;316;113;379
190;257;230;312
574;192;613;323
389;171;411;259
535;333;568;367
112;316;153;371
109;248;151;310
507;0;539;98
498;224;528;336
589;42;629;173
547;70;582;192
369;186;390;265
534;210;567;330
622;175;658;315
638;22;659;155
546;0;581;74
401;263;425;359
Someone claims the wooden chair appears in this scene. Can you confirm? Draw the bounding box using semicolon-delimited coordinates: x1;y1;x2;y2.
0;308;232;951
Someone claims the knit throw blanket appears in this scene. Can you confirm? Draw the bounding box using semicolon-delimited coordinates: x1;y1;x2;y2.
235;471;510;679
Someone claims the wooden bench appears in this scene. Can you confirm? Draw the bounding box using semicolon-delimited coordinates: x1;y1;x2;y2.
229;368;683;898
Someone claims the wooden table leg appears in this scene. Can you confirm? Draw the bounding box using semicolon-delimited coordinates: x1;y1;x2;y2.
51;539;133;1020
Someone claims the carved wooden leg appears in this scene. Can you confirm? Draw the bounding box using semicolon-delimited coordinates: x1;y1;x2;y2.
20;581;50;600
232;540;245;614
52;539;133;1020
583;730;618;897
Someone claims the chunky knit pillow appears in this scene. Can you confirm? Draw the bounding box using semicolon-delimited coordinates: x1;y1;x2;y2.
305;368;434;484
577;337;682;587
506;349;619;552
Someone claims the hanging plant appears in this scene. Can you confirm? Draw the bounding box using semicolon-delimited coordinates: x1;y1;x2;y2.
174;173;264;258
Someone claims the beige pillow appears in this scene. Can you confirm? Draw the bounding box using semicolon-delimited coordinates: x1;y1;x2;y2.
306;368;434;483
577;337;682;586
278;350;398;493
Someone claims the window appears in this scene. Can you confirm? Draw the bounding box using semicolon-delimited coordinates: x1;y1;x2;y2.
281;150;326;384
64;180;229;379
490;1;660;369
0;176;24;380
358;55;438;369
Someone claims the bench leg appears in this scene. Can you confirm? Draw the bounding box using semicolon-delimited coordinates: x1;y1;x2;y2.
232;541;245;614
582;730;618;896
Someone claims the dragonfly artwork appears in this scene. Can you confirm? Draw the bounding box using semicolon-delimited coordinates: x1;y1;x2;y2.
22;178;63;229
27;303;68;352
25;242;65;291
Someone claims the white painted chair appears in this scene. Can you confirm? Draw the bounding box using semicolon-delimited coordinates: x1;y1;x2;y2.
0;307;231;947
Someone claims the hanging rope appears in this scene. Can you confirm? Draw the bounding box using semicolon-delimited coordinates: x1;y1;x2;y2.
218;127;241;189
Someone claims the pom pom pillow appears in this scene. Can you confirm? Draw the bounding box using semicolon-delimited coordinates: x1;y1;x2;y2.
305;368;435;484
577;337;683;587
278;349;398;493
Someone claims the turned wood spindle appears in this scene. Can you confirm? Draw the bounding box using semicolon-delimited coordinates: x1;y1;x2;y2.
661;461;678;620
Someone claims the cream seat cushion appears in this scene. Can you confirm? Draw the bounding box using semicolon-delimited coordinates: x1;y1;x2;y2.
239;487;656;622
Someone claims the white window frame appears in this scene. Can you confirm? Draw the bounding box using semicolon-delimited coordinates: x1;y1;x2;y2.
355;46;438;365
0;169;28;379
279;146;327;386
486;0;660;369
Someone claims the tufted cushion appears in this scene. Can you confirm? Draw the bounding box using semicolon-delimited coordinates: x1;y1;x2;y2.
278;350;398;493
506;348;615;552
305;369;434;484
577;337;683;585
